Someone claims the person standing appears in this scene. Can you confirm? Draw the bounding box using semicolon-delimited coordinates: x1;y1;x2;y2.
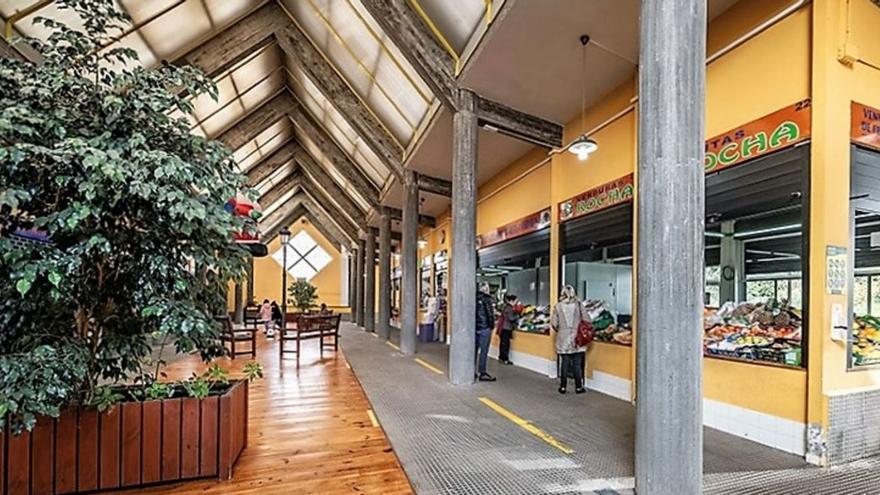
498;293;520;365
550;285;589;394
475;282;496;382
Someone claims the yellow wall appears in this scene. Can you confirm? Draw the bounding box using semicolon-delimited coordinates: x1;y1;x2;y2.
250;216;347;310
808;0;880;430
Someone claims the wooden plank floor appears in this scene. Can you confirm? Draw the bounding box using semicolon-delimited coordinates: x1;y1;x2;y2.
111;327;412;495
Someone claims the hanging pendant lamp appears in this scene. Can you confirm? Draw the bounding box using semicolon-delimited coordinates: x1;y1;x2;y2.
569;34;599;161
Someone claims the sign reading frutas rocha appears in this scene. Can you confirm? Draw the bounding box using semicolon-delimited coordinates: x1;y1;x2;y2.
558;174;634;223
704;99;812;173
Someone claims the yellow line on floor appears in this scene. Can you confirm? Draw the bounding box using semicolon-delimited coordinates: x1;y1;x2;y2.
366;409;380;427
414;358;443;375
478;397;574;455
371;332;379;338
386;341;400;351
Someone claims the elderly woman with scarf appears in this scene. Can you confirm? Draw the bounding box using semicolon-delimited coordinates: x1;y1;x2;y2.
550;285;590;394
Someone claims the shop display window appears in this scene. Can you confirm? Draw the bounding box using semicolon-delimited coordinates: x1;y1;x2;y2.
559;204;634;346
848;209;880;368
477;230;551;334
702;146;808;368
849;145;880;369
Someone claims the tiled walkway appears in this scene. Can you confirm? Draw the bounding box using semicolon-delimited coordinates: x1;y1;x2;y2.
342;324;880;495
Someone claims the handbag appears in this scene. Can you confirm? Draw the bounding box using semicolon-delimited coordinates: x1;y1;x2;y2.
575;319;594;347
494;311;506;336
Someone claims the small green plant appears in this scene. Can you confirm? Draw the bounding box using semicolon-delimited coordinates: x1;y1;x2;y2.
144;381;174;401
289;280;318;313
243;361;264;382
87;386;124;413
182;373;211;400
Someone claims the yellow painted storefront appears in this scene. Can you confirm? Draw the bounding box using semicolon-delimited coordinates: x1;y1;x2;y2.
416;0;880;461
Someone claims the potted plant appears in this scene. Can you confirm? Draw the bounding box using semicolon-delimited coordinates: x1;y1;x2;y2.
0;0;260;492
289;279;319;313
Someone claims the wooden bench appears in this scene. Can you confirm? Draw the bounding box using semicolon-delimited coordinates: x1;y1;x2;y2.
216;314;257;359
279;313;341;365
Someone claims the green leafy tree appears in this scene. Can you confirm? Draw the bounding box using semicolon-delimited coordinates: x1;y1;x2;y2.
0;0;253;434
289;280;318;313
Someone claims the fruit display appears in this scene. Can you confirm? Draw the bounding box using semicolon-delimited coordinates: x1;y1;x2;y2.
582;300;632;346
852;315;880;367
517;305;550;334
703;300;802;367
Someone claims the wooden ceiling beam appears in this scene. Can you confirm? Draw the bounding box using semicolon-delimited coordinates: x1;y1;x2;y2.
172;1;404;181
416;172;451;197
359;0;563;148
257;171;301;210
215;90;288;152
246;139;298;185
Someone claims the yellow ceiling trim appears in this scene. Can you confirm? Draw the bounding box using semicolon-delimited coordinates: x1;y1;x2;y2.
5;0;54;40
406;0;461;74
342;0;432;104
280;0;414;144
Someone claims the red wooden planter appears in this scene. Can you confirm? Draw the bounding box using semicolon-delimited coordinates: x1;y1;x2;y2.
1;380;248;495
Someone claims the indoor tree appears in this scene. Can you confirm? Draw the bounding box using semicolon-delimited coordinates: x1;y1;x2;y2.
289;279;319;313
0;0;253;433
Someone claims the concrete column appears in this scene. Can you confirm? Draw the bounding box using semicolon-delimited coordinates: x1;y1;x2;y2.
233;283;244;323
364;228;377;332
246;258;254;306
636;0;706;493
718;221;746;304
378;214;392;339
449;89;479;385
348;249;356;308
400;170;419;355
355;242;365;326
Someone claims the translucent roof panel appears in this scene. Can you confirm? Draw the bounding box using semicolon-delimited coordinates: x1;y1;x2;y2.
295;128;371;212
235;121;295;173
255;160;296;195
260;187;299;219
285;66;388;186
2;1;259;68
195;70;284;138
279;0;432;146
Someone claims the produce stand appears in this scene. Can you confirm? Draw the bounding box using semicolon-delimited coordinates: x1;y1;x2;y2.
703;301;803;367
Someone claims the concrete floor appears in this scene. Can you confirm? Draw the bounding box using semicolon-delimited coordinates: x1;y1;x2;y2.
341;323;880;495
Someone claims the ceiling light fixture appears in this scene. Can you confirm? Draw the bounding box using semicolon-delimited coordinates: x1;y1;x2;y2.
569;34;599;161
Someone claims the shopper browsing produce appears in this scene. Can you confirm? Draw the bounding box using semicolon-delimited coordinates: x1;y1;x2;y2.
551;285;591;394
497;294;521;365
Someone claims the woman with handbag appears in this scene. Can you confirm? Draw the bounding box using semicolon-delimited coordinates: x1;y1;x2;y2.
550;285;591;394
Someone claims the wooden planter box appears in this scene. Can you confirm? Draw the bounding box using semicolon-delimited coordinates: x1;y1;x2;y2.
0;380;248;495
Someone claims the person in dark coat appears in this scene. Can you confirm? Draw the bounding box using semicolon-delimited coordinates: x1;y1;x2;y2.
499;294;520;365
475;282;496;381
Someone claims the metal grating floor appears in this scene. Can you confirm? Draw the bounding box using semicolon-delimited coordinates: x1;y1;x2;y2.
340;324;880;494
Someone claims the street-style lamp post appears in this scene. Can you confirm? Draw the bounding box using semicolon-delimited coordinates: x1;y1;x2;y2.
280;227;291;318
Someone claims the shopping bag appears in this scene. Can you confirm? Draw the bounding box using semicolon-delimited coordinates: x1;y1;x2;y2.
575;320;594;347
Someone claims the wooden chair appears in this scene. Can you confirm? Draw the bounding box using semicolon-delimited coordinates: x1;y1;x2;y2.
216;315;256;359
244;305;261;329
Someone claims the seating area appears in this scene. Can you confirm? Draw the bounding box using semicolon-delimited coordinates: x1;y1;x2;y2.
216;314;257;359
279;313;342;365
